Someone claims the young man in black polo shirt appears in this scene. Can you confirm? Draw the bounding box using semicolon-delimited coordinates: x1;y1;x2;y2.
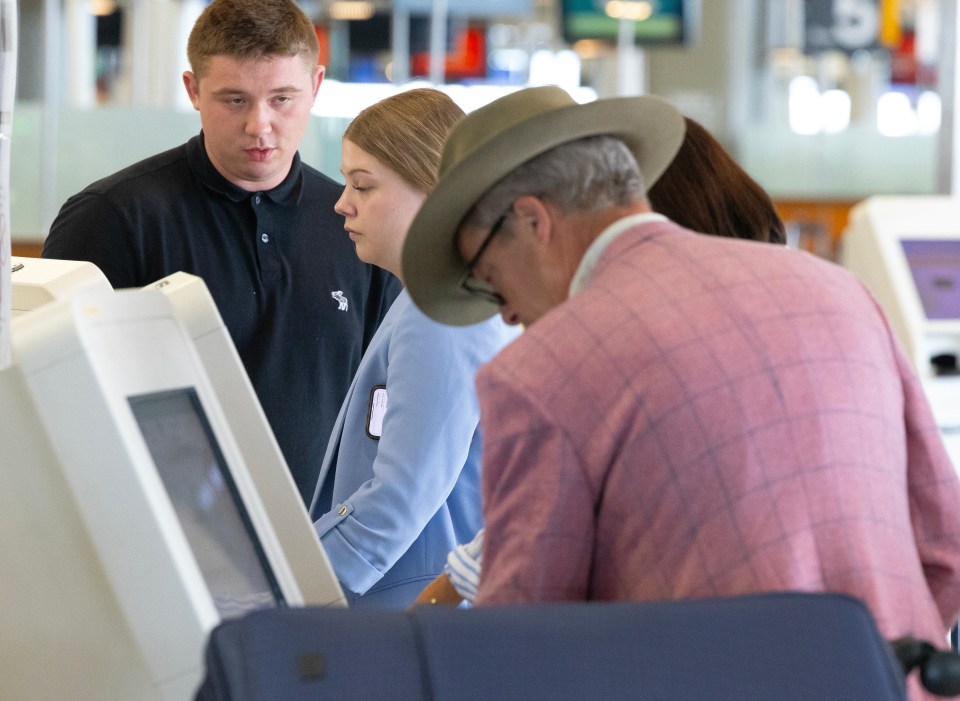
42;0;400;503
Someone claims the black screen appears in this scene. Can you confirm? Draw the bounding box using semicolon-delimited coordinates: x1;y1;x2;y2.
129;388;286;618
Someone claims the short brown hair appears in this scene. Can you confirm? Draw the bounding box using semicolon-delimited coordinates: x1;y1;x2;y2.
344;89;465;194
186;0;319;79
648;117;785;244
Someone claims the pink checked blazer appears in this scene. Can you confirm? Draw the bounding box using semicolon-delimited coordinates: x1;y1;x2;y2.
474;219;960;650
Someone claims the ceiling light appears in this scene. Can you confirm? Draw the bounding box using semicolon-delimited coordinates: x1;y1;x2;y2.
90;0;116;16
328;1;375;21
604;1;653;22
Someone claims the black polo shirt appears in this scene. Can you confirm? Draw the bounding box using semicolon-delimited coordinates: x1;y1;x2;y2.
43;133;401;503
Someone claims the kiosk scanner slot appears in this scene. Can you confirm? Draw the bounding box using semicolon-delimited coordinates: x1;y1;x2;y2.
10;255;111;315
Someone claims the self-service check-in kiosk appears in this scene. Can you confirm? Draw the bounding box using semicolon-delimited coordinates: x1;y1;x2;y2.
843;195;960;469
1;275;344;700
11;255;111;315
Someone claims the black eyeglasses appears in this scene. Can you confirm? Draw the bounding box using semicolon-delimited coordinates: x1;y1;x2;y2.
457;209;509;306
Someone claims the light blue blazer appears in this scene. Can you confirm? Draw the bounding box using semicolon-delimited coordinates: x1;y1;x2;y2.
309;289;517;609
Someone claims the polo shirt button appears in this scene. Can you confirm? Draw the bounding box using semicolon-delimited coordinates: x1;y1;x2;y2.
255;195;261;204
338;506;347;516
261;233;269;243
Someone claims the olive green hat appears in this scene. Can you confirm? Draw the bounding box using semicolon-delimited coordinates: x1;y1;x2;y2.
401;85;685;326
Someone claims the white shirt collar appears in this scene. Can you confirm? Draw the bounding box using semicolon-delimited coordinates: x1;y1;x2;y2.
569;212;668;297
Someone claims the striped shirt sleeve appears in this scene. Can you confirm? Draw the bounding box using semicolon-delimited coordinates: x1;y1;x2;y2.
444;529;484;603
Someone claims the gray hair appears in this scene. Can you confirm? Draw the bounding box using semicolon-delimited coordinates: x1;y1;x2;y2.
464;135;647;230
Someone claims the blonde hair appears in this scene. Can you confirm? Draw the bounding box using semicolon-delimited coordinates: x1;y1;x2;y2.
344;89;465;194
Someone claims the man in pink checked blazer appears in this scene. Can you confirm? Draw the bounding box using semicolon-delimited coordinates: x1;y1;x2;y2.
399;86;960;656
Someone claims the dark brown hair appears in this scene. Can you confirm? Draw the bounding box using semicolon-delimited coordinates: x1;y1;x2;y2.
648;117;785;244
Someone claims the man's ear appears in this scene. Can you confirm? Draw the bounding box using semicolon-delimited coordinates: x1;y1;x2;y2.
182;71;200;110
312;64;325;99
512;195;554;245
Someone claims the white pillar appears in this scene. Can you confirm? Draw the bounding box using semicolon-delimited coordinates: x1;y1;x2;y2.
64;0;95;107
616;18;647;96
429;0;447;85
116;0;200;109
937;0;960;195
40;0;60;235
391;6;410;85
0;0;17;368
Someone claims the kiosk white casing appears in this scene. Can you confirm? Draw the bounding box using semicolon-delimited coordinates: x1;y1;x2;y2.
11;255;111;315
843;195;960;467
9;260;345;611
0;288;342;700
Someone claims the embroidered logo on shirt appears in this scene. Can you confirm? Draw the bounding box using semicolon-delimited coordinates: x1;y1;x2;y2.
331;291;349;311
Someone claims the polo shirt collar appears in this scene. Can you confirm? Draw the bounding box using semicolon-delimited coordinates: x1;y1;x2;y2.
188;131;304;206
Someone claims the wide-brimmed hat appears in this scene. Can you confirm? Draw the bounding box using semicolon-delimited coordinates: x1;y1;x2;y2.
401;85;686;326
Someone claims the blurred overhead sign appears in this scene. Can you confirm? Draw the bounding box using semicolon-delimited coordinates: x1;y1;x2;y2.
805;0;881;54
391;0;533;17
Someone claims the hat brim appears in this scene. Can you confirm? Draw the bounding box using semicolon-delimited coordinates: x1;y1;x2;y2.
402;92;686;326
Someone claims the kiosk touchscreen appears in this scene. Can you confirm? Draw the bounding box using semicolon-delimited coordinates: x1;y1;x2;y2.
145;270;344;607
0;288;344;701
843;195;960;468
10;254;111;315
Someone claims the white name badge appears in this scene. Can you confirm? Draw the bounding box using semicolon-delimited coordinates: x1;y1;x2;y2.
366;385;387;439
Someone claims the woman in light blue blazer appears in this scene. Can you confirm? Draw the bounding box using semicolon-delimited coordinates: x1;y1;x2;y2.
309;89;517;608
